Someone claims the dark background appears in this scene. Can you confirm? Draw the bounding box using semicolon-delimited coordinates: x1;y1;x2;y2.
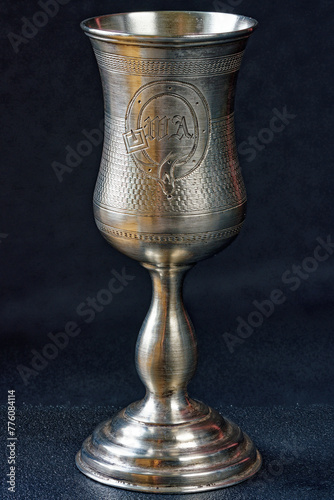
1;1;333;499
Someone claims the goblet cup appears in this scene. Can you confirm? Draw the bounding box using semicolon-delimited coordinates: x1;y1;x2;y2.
76;11;261;493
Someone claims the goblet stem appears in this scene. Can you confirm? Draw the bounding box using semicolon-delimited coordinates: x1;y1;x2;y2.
76;262;262;492
134;264;198;424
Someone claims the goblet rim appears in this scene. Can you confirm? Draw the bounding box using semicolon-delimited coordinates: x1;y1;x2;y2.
80;11;258;45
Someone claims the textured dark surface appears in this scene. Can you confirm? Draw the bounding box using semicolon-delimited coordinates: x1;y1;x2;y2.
1;404;334;500
1;0;334;499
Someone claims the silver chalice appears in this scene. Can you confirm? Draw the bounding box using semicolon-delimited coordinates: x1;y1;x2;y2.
76;11;261;493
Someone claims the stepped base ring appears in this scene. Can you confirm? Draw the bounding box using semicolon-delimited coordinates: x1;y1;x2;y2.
75;405;262;494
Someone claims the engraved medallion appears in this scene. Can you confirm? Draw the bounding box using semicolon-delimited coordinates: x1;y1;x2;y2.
123;81;210;196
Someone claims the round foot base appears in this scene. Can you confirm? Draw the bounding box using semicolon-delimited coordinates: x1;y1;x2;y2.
76;403;261;493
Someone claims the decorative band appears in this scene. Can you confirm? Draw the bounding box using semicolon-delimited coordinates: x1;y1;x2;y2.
95;220;243;244
94;49;244;77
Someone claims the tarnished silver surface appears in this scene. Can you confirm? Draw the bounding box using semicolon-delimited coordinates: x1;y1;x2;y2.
76;11;261;493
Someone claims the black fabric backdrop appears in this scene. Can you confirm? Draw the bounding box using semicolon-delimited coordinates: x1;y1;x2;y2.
1;1;333;499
